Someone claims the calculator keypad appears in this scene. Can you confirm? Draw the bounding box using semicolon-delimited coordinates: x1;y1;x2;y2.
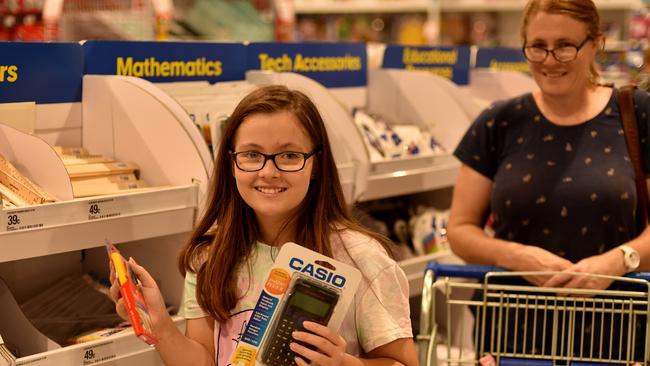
263;311;316;366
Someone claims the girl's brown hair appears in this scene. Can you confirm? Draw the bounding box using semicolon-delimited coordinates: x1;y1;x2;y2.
521;0;603;83
178;85;392;322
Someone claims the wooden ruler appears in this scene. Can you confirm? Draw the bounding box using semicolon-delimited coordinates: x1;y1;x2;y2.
65;162;139;179
0;154;57;205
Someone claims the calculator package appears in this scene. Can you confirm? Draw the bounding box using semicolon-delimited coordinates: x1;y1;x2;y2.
230;242;361;366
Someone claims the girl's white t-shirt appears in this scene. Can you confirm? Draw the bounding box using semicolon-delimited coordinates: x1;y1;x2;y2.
180;229;413;365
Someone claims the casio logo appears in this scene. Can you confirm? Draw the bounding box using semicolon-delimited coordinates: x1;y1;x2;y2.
289;257;346;288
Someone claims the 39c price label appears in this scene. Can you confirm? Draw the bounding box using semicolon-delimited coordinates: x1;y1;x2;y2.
5;208;43;231
7;214;20;226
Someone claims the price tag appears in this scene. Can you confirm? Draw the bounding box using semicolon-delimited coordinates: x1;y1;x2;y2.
5;208;44;231
81;341;116;365
87;198;121;220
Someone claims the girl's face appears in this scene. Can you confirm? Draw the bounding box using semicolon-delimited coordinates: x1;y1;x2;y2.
232;110;315;229
524;12;598;98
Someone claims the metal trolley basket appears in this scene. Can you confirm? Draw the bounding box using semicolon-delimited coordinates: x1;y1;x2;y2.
417;261;650;366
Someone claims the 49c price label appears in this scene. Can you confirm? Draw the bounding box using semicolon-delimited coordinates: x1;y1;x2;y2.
87;198;121;220
81;341;116;365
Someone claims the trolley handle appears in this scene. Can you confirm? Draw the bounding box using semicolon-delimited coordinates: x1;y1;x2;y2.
426;261;650;282
623;272;650;282
425;261;504;280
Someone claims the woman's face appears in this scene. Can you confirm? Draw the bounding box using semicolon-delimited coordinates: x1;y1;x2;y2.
524;12;598;98
232;110;315;228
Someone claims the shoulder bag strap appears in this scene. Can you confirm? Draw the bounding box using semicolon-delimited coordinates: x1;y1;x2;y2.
619;85;650;229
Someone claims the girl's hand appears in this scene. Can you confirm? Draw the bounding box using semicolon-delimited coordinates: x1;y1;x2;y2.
109;258;174;337
543;250;626;290
290;321;349;366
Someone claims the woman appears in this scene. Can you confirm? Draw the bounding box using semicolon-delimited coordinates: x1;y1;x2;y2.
111;85;417;366
448;0;650;360
449;0;650;289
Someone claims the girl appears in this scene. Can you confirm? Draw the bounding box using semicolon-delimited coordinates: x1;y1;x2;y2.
112;85;417;366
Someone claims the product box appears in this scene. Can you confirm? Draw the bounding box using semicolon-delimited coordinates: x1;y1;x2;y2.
106;240;157;345
230;243;361;366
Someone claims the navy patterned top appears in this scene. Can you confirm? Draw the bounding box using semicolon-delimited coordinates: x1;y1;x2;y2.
454;88;650;263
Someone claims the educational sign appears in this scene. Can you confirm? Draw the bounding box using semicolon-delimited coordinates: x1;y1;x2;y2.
476;47;529;73
382;45;471;85
0;42;83;104
247;42;367;88
83;41;247;83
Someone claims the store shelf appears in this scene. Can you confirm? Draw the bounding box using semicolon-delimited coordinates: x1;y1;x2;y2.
439;0;644;12
14;316;186;366
359;154;460;202
0;185;198;263
294;0;433;14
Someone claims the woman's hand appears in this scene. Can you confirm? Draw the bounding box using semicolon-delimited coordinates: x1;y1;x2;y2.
290;321;350;366
109;257;174;338
543;250;626;290
509;245;574;286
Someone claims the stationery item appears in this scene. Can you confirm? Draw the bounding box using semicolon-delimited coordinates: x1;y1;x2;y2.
106;240;157;345
72;178;148;198
59;155;115;166
53;146;90;157
0;153;57;205
230;243;361;366
66;162;139;179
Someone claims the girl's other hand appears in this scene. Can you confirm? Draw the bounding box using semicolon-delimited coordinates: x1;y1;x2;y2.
290;321;349;366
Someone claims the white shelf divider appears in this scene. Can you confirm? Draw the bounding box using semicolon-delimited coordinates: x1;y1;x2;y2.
0;124;74;202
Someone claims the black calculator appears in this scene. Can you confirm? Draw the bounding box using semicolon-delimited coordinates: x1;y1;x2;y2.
261;278;339;366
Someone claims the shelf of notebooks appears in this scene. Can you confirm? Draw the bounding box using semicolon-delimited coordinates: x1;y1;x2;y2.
0;73;211;365
293;0;434;14
356;67;536;202
354;68;487;201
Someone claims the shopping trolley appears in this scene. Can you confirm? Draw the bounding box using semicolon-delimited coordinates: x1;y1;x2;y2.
417;261;650;366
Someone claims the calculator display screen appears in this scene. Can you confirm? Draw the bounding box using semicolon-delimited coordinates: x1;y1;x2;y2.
289;291;332;317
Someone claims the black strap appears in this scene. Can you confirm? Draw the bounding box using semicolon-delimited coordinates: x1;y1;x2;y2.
619;85;650;229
